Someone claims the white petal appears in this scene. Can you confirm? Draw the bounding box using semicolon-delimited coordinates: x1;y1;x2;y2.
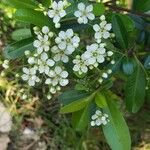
42;26;49;34
47;59;55;67
37;47;43;54
45;78;52;84
86;5;93;12
55;37;61;43
23;67;29;74
66;29;73;38
81;65;88;73
52;78;59;86
95;119;102;126
60;71;68;78
87;13;95;20
88;57;96;65
91;121;95;126
54;66;62;74
74;10;82;17
53;15;60;23
28;57;35;64
33;40;41;48
105;24;112;31
73;65;79;72
58;42;66;50
93;24;100;32
67;45;75;53
51;1;57;9
103;31;110;39
59;10;66;17
92;114;98;120
44;66;50;74
21;74;29;81
54;54;61;62
82;16;88;24
41;52;48;61
28;79;35;86
97;55;105;63
59;79;69;86
78;3;85;11
61;54;69;63
59;31;65;39
48;10;55;18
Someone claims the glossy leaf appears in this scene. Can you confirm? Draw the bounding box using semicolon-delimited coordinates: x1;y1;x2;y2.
72;105;90;131
58;90;89;105
2;0;39;9
3;37;34;59
125;62;146;113
144;55;150;69
15;9;55;29
119;14;135;32
122;57;135;75
11;28;32;41
112;14;129;49
102;93;131;150
60;93;94;114
95;92;107;108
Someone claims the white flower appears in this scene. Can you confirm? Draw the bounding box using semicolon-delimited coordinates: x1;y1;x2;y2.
47;1;67;28
55;29;80;54
2;60;9;69
51;45;69;63
74;3;95;24
33;26;53;54
84;43;107;67
73;55;88;74
45;66;69;87
91;110;109;127
21;67;40;86
93;15;112;42
37;52;55;74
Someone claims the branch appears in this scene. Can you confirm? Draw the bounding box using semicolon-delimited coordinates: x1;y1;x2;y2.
104;1;150;18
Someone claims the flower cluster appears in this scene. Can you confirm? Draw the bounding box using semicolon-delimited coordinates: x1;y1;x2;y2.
20;1;115;100
47;1;67;28
21;26;70;98
91;110;109;126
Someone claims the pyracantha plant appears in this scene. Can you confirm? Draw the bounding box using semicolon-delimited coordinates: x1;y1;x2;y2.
2;0;150;150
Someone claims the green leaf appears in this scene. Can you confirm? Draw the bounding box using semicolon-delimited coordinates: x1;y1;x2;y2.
15;9;55;29
3;37;34;59
122;57;135;75
58;90;89;105
2;0;39;9
72;105;90;131
93;3;105;16
112;14;129;49
125;62;146;113
146;80;150;102
60;93;95;114
95;92;107;108
132;0;150;12
102;93;131;150
41;0;51;7
118;14;135;32
144;55;150;69
11;28;32;41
